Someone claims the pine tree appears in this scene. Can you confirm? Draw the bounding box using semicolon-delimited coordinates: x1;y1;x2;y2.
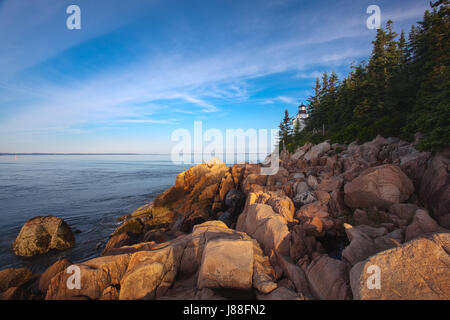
283;1;449;151
278;109;293;148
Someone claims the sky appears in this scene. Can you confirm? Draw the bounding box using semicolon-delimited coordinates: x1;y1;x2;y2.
0;0;431;153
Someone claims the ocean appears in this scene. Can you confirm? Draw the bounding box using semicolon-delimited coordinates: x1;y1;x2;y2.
0;154;192;272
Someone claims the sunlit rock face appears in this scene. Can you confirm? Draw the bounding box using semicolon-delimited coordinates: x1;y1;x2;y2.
13;216;75;257
43;221;277;300
350;233;450;300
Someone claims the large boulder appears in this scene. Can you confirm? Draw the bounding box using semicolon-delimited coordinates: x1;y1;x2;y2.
344;164;414;210
119;245;183;300
237;203;290;256
197;239;254;290
405;209;448;242
306;255;352;300
46;254;131;300
342;224;403;266
419;151;450;228
304;142;330;161
13;216;75;257
350;233;450;300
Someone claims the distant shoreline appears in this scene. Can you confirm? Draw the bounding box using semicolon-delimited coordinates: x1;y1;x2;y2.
0;153;267;156
0;153;160;156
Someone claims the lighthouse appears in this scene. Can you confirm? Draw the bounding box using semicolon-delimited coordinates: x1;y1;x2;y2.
293;103;309;132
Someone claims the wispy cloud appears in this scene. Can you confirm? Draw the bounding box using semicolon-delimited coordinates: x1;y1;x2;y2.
261;96;298;105
0;0;430;152
118;118;180;124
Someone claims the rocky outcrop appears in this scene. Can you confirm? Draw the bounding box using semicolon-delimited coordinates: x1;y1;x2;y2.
4;135;450;301
344;165;414;210
13;216;75;257
350;233;450;300
119;159;256;236
44;221;276;300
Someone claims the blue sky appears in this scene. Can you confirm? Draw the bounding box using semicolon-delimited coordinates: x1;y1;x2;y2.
0;0;430;153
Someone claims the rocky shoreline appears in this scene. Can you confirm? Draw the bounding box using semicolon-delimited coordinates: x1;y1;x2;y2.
1;136;449;300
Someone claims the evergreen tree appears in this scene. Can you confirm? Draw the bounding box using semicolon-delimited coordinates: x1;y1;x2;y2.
278;109;293;148
281;1;449;152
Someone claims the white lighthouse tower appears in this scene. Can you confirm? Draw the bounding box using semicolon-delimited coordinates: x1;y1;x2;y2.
293;103;309;132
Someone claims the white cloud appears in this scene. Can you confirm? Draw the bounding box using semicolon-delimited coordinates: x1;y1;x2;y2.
0;0;430;150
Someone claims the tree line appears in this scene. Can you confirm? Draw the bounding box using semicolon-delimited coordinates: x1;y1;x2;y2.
279;0;449;153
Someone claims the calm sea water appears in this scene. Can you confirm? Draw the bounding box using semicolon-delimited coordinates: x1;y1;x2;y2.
0;153;266;272
0;154;192;272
